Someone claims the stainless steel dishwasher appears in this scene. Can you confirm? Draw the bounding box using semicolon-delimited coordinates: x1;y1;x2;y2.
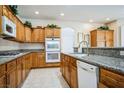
77;60;99;88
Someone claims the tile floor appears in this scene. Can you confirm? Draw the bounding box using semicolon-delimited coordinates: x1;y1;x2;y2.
21;68;70;88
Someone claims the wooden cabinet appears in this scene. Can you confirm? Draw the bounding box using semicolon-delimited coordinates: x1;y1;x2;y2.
25;26;32;42
99;68;124;88
22;56;26;81
32;28;45;42
37;52;45;67
45;28;61;38
32;52;38;68
0;64;6;88
0;75;6;88
2;6;9;18
16;58;22;87
25;54;32;75
16;20;25;42
6;60;17;88
90;30;113;47
32;52;45;68
70;65;78;88
61;53;78;88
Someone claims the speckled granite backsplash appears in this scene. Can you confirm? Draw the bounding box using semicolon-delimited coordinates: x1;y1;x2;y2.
82;48;124;58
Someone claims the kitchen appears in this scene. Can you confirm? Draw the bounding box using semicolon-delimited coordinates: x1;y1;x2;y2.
0;5;124;89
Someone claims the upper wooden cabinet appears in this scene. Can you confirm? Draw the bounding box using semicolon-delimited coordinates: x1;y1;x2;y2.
32;28;45;42
45;28;61;38
25;26;32;42
16;21;25;42
90;30;114;47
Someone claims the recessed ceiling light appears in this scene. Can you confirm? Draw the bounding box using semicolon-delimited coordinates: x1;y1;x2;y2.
35;11;39;15
60;13;64;16
89;19;93;23
106;18;110;21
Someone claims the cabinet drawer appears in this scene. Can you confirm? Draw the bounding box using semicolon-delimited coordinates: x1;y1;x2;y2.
100;68;124;88
0;64;6;77
7;61;16;72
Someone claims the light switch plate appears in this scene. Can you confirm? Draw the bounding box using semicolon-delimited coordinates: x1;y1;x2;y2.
120;51;124;55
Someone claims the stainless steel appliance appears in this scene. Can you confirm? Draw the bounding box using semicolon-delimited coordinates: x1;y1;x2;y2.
77;60;99;88
45;38;60;63
2;16;16;37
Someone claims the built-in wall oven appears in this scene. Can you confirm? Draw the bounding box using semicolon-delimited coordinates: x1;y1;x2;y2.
45;38;60;63
46;52;60;63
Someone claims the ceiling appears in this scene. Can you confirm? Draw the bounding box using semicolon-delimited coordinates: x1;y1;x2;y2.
18;5;124;23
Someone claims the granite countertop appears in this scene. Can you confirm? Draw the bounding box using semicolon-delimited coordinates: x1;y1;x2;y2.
63;53;124;74
0;52;31;65
0;49;45;65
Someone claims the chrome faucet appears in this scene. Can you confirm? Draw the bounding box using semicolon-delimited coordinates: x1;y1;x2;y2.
78;40;89;56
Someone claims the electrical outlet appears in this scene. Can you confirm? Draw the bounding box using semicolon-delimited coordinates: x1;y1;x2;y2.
120;51;124;55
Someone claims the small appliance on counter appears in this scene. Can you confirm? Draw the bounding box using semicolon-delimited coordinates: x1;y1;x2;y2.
45;38;60;63
1;16;16;37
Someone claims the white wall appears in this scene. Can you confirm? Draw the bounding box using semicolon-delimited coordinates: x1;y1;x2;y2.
20;18;103;46
107;19;124;47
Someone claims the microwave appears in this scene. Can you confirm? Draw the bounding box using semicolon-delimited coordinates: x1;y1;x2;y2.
2;16;16;37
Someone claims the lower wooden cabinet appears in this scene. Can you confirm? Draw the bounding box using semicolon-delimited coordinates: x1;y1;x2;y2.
16;58;22;87
37;52;45;67
99;68;124;88
61;53;78;88
6;60;17;88
0;64;6;88
0;75;6;88
7;68;17;88
70;65;78;88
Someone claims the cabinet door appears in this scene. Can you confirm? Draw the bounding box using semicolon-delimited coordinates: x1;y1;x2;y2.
16;21;25;42
70;65;78;88
39;29;45;42
37;53;45;67
99;68;124;88
25;26;32;42
65;61;71;85
106;31;113;47
0;75;6;88
54;28;60;37
16;58;22;87
32;53;38;67
7;68;17;88
2;6;9;17
97;31;106;41
90;31;97;47
45;28;53;37
32;29;40;42
22;57;26;81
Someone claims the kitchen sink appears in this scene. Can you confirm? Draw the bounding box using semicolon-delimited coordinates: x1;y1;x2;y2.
70;53;88;58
